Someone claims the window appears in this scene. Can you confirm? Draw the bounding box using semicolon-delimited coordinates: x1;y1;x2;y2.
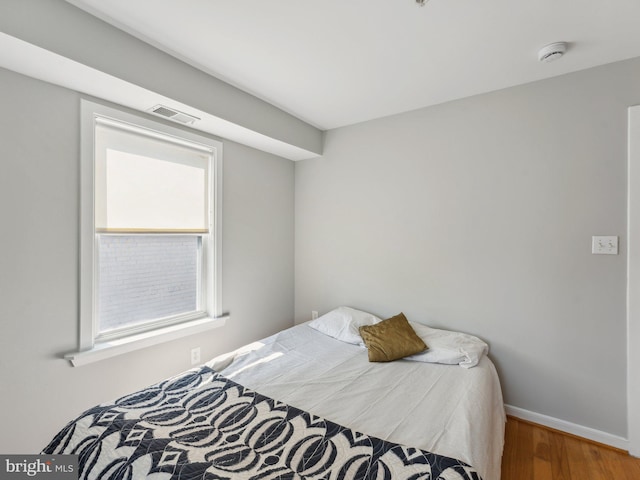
68;101;225;366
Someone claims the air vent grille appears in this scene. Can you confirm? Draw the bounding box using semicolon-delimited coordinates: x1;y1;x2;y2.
148;105;200;125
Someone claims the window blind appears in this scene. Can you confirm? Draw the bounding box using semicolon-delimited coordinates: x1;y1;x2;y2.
94;116;212;233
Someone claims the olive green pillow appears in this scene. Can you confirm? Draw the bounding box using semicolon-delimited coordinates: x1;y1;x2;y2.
359;312;427;362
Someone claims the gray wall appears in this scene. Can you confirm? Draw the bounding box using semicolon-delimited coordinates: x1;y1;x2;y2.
0;67;295;453
295;57;640;437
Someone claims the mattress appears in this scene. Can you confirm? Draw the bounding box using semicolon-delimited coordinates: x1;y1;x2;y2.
208;322;506;480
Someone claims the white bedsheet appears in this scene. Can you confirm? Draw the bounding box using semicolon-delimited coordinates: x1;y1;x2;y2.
206;323;506;480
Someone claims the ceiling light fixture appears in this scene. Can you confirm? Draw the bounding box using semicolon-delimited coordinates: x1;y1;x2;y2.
537;42;568;63
416;0;429;6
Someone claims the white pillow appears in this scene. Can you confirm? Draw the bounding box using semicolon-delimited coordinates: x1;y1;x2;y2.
405;322;488;368
308;306;382;344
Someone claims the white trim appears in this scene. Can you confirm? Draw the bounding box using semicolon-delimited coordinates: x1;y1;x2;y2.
212;141;224;317
79;99;97;351
627;105;640;457
66;314;229;367
505;405;629;451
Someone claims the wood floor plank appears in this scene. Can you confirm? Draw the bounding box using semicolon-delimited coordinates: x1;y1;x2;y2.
532;424;553;480
601;447;633;480
564;435;595;480
548;430;571;480
581;441;613;480
515;419;534;480
605;445;640;480
501;416;640;480
502;416;519;480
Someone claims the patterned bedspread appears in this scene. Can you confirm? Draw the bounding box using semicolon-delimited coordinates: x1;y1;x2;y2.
43;367;481;479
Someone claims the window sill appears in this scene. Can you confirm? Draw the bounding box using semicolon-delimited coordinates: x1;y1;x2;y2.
64;314;229;367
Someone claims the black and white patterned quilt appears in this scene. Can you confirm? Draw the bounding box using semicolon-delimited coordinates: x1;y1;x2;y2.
43;367;481;479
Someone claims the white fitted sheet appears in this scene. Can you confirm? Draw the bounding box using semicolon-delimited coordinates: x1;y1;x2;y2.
206;323;506;480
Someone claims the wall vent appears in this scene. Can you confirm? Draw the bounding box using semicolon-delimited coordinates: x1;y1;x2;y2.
148;105;200;125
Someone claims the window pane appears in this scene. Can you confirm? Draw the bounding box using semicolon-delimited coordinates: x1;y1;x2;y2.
97;235;199;334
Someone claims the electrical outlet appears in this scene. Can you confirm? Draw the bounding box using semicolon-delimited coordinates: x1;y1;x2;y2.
190;347;201;365
311;310;319;320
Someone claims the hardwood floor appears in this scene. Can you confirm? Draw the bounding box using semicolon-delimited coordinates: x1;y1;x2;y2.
501;416;640;480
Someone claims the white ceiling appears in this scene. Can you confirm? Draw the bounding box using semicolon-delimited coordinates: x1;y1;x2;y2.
68;0;640;131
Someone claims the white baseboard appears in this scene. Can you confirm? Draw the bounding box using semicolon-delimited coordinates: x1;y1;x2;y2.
505;405;629;451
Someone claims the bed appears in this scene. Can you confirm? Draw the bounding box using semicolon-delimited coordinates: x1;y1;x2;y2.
44;309;505;480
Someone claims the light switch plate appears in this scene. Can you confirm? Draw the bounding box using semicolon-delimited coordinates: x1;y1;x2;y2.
592;236;618;255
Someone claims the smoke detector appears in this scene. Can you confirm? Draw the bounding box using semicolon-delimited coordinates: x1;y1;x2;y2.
148;105;200;125
538;42;568;63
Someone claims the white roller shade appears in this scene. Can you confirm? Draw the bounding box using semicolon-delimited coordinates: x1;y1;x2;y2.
94;116;212;233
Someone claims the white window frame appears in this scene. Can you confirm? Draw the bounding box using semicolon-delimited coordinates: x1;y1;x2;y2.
66;100;226;367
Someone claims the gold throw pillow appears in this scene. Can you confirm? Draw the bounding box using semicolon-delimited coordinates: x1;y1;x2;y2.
359;312;427;362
